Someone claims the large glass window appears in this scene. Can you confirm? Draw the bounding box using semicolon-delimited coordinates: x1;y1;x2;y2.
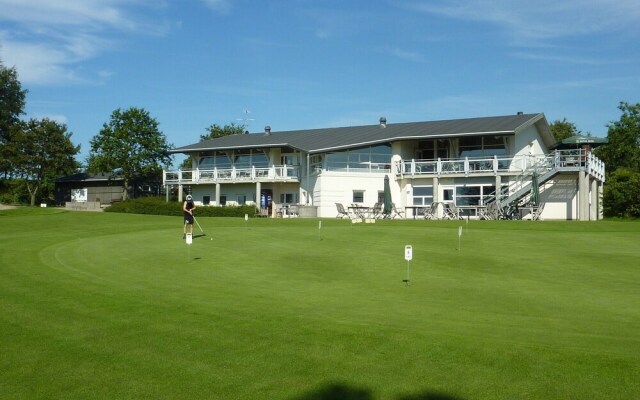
252;152;269;168
452;185;497;206
458;136;507;158
325;145;391;171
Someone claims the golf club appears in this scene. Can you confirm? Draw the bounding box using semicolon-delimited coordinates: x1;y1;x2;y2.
193;215;206;235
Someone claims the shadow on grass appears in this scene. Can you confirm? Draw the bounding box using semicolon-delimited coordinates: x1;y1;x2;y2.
291;382;464;400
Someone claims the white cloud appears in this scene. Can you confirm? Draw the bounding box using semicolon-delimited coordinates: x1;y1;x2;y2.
199;0;231;14
0;0;166;85
403;0;640;42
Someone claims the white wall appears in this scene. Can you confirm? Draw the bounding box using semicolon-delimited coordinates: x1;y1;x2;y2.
312;172;393;217
538;176;578;220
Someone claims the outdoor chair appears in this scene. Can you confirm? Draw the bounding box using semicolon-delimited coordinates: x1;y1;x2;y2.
531;203;544;221
335;203;354;219
371;202;383;219
443;203;463;220
390;203;405;219
423;203;437;220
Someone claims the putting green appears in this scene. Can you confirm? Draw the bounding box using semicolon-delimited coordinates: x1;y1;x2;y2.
1;208;638;399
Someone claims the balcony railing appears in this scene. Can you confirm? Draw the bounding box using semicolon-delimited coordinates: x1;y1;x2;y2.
395;150;605;181
163;165;299;185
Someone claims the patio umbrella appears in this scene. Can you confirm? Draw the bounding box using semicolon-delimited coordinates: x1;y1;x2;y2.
383;175;392;216
560;134;608;148
530;172;539;206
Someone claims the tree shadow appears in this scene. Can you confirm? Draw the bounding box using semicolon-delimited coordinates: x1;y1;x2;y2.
290;382;464;400
291;382;372;400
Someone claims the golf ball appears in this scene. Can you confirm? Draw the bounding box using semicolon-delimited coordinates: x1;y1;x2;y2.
210;238;213;241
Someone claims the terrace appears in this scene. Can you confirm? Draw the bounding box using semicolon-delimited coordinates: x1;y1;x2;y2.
163;165;299;185
395;149;605;181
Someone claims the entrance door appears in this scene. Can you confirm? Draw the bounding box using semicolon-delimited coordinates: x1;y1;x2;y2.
260;189;273;214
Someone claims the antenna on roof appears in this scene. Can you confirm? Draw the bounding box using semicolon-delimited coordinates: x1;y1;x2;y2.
236;109;255;131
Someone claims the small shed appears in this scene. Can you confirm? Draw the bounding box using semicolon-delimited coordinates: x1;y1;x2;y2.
55;173;125;206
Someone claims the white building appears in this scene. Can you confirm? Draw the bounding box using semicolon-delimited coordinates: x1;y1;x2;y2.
164;113;605;220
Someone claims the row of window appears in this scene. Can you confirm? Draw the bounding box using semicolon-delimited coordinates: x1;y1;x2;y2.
412;184;501;206
200;193;299;206
195;138;507;172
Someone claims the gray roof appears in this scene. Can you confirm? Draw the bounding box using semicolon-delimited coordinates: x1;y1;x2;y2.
170;113;551;154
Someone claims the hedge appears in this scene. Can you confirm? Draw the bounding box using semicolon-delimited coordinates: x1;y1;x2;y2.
104;197;258;217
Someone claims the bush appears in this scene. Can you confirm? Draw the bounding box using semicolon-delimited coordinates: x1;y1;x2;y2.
104;196;257;217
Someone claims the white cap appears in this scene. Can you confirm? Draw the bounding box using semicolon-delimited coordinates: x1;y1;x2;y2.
186;195;193;200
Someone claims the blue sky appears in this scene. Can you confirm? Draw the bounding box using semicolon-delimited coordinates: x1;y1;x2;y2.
1;0;639;164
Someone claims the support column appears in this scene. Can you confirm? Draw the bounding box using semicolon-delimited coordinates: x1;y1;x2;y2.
255;182;261;209
590;178;598;221
495;175;502;200
432;176;440;219
598;181;604;220
178;185;183;202
578;171;589;221
215;183;221;206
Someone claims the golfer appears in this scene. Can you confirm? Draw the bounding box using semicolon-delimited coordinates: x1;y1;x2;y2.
183;194;196;239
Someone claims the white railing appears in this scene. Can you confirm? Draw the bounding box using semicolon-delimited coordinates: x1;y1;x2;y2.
163;165;299;185
396;150;605;181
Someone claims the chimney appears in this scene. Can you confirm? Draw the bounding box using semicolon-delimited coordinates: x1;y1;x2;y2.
517;111;524;115
379;117;387;128
265;126;271;135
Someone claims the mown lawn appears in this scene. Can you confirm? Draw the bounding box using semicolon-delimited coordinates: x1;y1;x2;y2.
1;208;638;399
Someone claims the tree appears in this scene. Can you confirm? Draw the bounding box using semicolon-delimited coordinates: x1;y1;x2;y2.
602;168;640;218
200;122;246;141
15;118;80;205
176;122;248;170
594;102;640;173
88;107;173;200
0;61;28;178
549;118;580;142
593;102;640;218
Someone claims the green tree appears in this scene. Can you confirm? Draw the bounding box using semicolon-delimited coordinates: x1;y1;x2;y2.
595;102;640;173
88;107;172;200
602;168;640;218
176;122;247;170
549;118;580;142
594;102;640;218
0;61;28;178
200;122;246;141
15;118;80;205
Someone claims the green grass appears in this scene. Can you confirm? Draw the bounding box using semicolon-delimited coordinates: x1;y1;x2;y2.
1;208;639;399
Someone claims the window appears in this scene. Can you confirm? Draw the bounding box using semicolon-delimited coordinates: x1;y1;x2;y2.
281;155;298;165
352;190;364;203
325;145;391;171
458;136;507;158
279;193;298;204
377;191;384;204
412;186;433;206
237;195;246;205
203;195;211;205
455;186;481;206
219;195;227;206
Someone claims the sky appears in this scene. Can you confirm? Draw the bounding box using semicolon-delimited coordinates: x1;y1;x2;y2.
1;0;639;164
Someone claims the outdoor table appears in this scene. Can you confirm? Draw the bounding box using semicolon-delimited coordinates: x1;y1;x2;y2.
349;205;372;219
404;205;429;219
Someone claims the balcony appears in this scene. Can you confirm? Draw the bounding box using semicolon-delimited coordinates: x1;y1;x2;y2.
395;150;605;181
164;165;300;185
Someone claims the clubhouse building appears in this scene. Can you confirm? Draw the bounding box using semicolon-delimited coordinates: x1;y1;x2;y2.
164;113;605;220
